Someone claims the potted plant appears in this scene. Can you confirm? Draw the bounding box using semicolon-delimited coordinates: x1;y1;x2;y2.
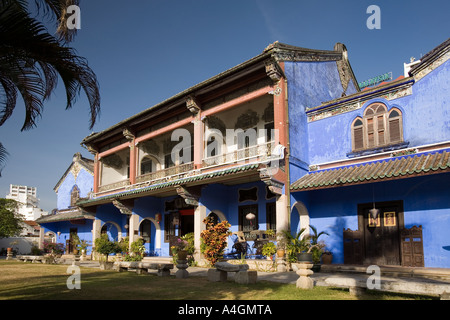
94;234;121;269
71;233;80;255
262;242;276;260
276;231;288;258
7;240;18;256
281;228;309;265
171;237;189;262
297;225;329;271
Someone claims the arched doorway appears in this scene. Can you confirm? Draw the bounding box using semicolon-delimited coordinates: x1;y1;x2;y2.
138;217;161;256
101;221;122;241
290;201;309;236
207;210;227;225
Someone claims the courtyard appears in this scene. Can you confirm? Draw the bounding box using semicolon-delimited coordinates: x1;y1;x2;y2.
0;260;435;301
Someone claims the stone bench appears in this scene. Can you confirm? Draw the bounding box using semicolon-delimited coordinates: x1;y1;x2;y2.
114;261;173;276
16;255;46;263
208;261;257;284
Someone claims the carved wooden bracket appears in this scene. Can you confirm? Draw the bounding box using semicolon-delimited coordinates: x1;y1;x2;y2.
259;167;284;195
112;199;134;215
84;144;98;155
265;60;283;83
175;185;202;206
186;95;201;114
122;127;135;141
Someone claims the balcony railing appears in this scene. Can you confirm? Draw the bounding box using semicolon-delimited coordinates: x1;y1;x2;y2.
98;179;130;193
135;161;195;184
202;141;274;168
95;141;281;195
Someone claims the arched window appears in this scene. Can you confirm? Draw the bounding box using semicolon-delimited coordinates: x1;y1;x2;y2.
140;219;152;243
388;108;403;143
351;103;403;151
140;156;154;175
70;185;80;207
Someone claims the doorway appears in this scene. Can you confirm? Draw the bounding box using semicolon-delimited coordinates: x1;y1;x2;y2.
358;201;404;266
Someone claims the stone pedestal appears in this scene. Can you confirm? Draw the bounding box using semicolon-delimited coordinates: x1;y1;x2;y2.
276;257;287;272
234;270;258;284
6;251;13;260
295;263;314;289
176;259;189;279
207;268;227;282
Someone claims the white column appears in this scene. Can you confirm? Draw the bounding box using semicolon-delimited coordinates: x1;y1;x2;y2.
194;205;206;261
276;194;288;233
38;227;45;249
128;213;139;251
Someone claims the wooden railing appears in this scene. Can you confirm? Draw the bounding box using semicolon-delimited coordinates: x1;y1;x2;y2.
202;141;274;168
98;179;130;193
95;141;280;195
135;162;194;184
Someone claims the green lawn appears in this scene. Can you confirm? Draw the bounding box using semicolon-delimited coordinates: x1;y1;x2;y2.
0;260;433;300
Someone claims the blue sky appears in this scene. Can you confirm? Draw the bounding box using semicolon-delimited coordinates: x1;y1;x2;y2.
0;0;449;211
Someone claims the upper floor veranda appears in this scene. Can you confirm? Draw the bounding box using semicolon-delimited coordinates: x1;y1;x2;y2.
80;41;359;200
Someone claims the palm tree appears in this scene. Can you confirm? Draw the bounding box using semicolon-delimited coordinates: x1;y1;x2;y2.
0;0;100;173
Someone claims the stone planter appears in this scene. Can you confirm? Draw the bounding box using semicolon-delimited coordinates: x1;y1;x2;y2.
177;250;188;261
297;252;313;263
99;261;115;270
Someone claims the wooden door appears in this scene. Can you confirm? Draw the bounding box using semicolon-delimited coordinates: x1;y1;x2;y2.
359;201;403;266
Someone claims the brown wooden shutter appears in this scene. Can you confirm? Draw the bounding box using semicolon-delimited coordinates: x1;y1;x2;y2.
353;127;364;150
389;118;401;142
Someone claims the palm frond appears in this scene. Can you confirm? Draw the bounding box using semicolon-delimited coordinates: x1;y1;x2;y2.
0;1;100;130
0;142;8;177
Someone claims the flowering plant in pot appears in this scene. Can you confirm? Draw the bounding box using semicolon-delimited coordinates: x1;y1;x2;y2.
262;242;277;260
171;237;190;262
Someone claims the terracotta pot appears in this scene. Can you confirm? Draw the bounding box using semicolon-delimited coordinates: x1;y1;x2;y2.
322;253;333;265
276;249;285;258
7;247;12;253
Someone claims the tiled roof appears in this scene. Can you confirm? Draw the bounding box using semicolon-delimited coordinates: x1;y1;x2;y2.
36;208;95;224
291;150;450;191
78;163;261;206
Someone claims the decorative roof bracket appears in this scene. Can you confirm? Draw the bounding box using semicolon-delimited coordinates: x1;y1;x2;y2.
175;185;202;206
112;199;134;215
186;95;201;115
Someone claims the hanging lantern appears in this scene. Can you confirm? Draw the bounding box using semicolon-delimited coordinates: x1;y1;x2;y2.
155;213;162;224
369;207;380;220
245;213;256;220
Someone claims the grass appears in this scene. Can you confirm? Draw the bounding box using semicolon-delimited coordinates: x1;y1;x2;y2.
0;260;434;300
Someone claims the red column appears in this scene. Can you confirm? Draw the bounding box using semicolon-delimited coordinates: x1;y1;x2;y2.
193;112;204;169
93;153;99;193
129;140;137;184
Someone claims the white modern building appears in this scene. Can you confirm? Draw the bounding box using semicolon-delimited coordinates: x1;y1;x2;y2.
6;184;47;221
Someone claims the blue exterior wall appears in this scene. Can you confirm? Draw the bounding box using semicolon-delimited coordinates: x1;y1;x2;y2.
43;220;94;255
41;165;94;254
200;181;276;256
56;168;94;210
291;172;450;268
307;59;450;165
284;61;358;168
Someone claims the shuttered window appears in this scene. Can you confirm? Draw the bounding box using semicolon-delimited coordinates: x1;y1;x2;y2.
351;104;403;152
